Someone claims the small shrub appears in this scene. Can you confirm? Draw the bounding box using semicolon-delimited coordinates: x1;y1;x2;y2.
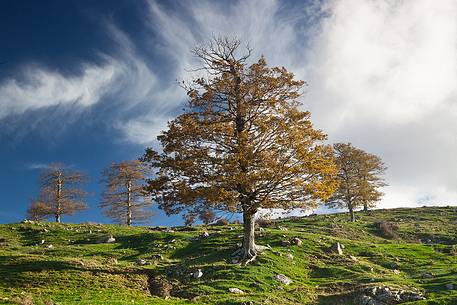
257;218;274;228
213;218;229;226
199;210;216;225
12;295;34;305
375;221;399;239
451;245;457;256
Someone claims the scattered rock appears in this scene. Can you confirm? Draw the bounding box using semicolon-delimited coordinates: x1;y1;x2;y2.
98;236;116;244
45;244;54;249
229;288;245;294
445;283;454;290
278;226;288;231
389;262;399;269
280;240;291;247
231;258;239;264
193;269;203;279
275;274;292;285
40;240;45;245
290;237;302;246
349;255;359;262
200;231;209;238
392;269;401;275
286;253;294;260
150;254;163;260
422;272;433;279
135;259;150;266
328;242;343;255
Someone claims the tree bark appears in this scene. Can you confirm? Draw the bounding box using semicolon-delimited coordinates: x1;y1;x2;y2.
349;204;355;222
363;202;368;212
126;180;132;226
56;171;62;223
242;212;257;259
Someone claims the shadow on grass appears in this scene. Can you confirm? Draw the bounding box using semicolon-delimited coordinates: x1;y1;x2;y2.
0;255;151;289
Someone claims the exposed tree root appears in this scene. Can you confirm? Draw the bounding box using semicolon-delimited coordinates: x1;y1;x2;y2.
232;244;271;265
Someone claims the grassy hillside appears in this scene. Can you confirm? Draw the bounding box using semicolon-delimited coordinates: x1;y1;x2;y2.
0;206;456;305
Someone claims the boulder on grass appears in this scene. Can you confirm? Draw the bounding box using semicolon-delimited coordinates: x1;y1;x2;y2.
229;288;244;294
275;274;292;285
328;242;343;255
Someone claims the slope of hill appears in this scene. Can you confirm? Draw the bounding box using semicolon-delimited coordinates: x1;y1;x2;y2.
0;206;456;305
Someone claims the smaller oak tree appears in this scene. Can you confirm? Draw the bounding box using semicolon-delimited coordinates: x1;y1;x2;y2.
100;160;152;226
199;209;216;225
27;163;87;223
326;143;387;221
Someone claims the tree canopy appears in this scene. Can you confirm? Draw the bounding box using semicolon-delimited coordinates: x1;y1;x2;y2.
326;143;387;221
100;160;152;226
143;37;337;262
27;163;87;223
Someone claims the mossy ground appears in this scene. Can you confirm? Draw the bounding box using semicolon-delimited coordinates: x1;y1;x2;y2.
0;206;456;304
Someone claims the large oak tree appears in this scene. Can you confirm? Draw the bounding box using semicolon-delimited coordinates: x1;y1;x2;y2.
326;143;387;221
143;38;337;262
27;163;87;223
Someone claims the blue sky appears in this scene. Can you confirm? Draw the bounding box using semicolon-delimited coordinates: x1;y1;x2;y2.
1;0;457;225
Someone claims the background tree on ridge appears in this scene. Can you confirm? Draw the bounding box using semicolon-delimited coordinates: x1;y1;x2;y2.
26;163;87;223
100;160;152;226
326;143;387;221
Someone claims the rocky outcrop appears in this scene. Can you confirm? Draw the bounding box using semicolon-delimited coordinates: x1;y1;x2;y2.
354;286;425;305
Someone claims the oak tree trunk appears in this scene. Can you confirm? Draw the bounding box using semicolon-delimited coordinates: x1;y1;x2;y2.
56;172;62;223
126;180;132;226
242;212;257;259
349;203;355;222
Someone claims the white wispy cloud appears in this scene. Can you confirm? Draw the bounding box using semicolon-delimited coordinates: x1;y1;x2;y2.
0;63;118;119
25;163;50;170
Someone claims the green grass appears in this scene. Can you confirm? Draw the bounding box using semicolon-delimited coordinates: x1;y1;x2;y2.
0;206;456;304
